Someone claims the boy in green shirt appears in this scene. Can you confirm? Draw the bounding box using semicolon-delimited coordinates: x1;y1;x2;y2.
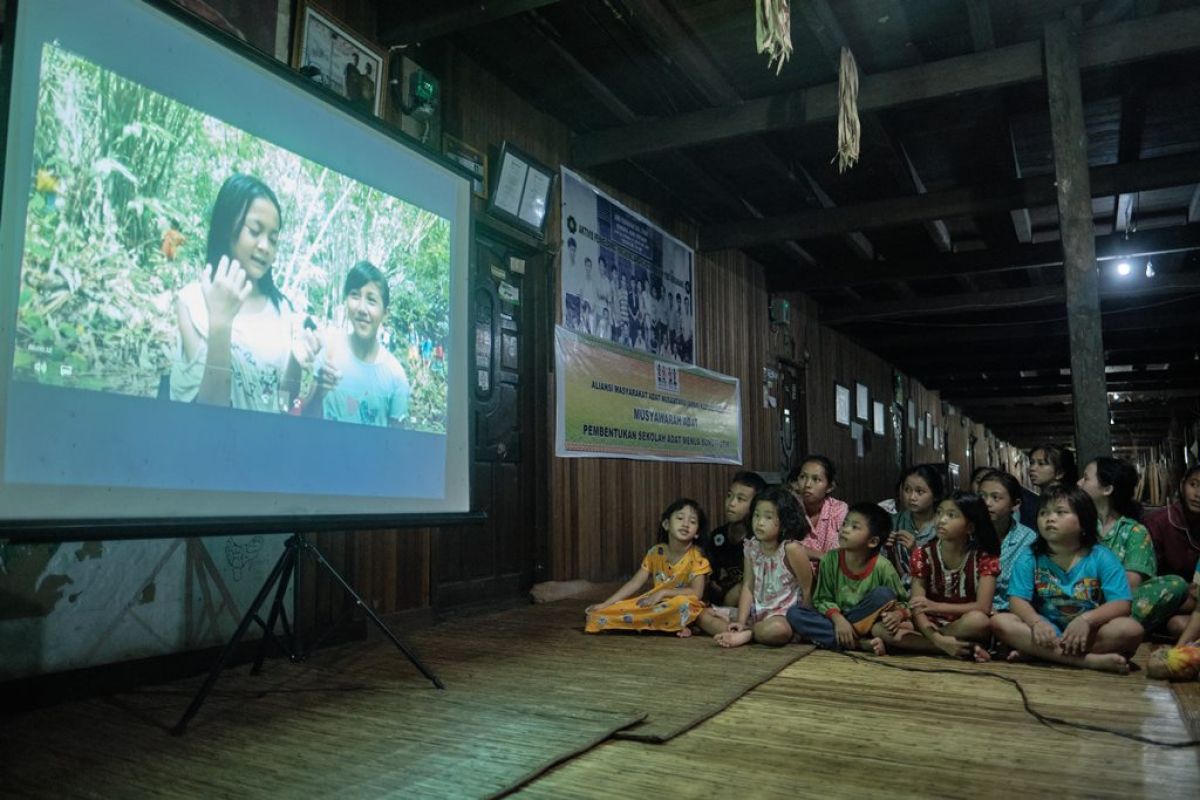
787;503;906;650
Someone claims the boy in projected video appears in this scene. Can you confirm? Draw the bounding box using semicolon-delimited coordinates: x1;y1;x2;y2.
303;261;410;427
171;174;317;412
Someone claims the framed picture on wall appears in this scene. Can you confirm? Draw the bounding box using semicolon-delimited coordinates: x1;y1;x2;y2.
907;399;915;429
835;383;851;427
924;412;933;444
292;1;386;117
872;401;885;436
855;382;869;421
917;415;926;445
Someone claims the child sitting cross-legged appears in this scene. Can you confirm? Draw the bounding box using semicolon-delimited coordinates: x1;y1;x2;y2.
991;485;1143;674
874;492;999;661
788;503;906;651
697;488;813;647
585;498;711;636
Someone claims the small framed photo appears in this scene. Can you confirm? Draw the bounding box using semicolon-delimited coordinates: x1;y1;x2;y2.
925;412;934;444
293;1;386;117
907;398;916;429
835;383;851;428
872;401;886;436
855;382;870;421
917;414;926;445
443;134;488;199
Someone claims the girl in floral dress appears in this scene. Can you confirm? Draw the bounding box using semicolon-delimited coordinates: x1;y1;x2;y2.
585;499;711;635
697;488;813;647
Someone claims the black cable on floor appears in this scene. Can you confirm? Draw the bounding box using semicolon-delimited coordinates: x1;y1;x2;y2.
831;650;1200;748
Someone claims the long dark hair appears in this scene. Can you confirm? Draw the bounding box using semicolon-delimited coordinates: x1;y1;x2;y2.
900;464;945;507
942;491;999;556
1030;443;1077;487
1032;485;1098;555
751;487;809;543
1092;457;1142;521
658;497;708;543
206;173;287;312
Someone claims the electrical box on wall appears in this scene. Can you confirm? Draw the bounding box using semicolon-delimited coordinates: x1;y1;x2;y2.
769;297;791;324
389;53;441;146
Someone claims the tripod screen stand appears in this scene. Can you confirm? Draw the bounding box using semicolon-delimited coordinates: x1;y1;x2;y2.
174;533;443;735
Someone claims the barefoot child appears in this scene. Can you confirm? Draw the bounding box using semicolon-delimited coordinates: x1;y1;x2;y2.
787;503;906;651
703;471;767;605
977;470;1038;612
697;488;813;647
991;486;1143;674
585;499;710;635
875;492;999;660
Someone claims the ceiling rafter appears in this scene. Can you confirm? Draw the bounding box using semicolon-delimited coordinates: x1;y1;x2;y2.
703;150;1200;250
571;8;1200;167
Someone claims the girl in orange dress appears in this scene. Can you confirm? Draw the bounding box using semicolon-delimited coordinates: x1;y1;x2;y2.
585;498;711;635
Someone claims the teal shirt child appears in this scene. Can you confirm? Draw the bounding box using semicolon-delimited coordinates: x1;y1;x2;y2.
1006;544;1131;632
994;518;1039;612
315;342;410;426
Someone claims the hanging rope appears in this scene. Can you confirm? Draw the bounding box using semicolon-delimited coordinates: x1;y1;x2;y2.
833;46;861;173
756;0;793;75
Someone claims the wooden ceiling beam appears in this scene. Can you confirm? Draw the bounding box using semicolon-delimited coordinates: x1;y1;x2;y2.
791;225;1200;289
821;272;1200;324
865;306;1200;349
704;150;1200;250
572;8;1200;166
961;388;1200;407
380;0;562;46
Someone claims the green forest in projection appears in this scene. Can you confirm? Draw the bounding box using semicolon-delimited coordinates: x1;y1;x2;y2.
18;44;451;432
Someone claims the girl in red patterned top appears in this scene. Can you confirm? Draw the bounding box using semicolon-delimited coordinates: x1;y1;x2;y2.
874;491;1000;661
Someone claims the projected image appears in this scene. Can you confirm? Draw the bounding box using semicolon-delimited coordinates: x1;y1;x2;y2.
16;44;450;432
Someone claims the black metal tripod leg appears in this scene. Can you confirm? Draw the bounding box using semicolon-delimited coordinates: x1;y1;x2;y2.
307;543;444;690
173;543;292;735
250;542;299;675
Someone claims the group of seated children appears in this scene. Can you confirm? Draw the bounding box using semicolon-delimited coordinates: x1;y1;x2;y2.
585;452;1200;677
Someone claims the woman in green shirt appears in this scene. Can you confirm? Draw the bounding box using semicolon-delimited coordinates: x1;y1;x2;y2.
1079;457;1189;632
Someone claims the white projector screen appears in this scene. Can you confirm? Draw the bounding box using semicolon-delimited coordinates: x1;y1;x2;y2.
0;0;474;535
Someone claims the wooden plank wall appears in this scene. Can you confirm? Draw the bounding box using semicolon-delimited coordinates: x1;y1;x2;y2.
783;295;901;507
282;24;1029;597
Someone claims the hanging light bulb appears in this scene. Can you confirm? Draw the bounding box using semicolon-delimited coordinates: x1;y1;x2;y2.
1145;260;1155;278
1117;261;1132;276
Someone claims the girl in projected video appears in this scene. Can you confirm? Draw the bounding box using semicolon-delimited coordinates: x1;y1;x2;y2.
171;174;316;411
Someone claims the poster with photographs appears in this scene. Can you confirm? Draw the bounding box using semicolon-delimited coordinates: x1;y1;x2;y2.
560;167;696;364
292;1;385;117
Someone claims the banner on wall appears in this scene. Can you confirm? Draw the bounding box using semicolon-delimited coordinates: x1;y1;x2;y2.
560;167;696;364
555;326;741;464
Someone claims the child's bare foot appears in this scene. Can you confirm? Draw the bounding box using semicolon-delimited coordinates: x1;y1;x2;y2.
714;628;753;648
1084;652;1130;674
933;633;972;659
972;644;991;663
676;626;694;638
864;636;887;656
1006;649;1030;663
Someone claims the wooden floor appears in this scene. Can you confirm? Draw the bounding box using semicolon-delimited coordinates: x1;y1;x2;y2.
517;648;1200;799
3;600;1199;799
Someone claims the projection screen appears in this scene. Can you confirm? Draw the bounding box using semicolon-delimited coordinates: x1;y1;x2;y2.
0;0;474;535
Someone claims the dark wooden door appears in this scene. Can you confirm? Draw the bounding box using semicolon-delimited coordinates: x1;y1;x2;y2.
431;227;548;608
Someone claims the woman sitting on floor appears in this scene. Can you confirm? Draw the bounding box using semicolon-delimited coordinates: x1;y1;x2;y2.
1145;464;1200;639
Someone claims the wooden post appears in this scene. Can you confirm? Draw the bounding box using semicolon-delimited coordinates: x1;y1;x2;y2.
1044;20;1112;464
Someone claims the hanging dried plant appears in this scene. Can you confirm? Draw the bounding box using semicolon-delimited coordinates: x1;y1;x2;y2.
756;0;793;75
833;46;860;173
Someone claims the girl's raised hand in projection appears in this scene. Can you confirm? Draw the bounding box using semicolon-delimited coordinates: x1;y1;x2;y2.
200;255;254;329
